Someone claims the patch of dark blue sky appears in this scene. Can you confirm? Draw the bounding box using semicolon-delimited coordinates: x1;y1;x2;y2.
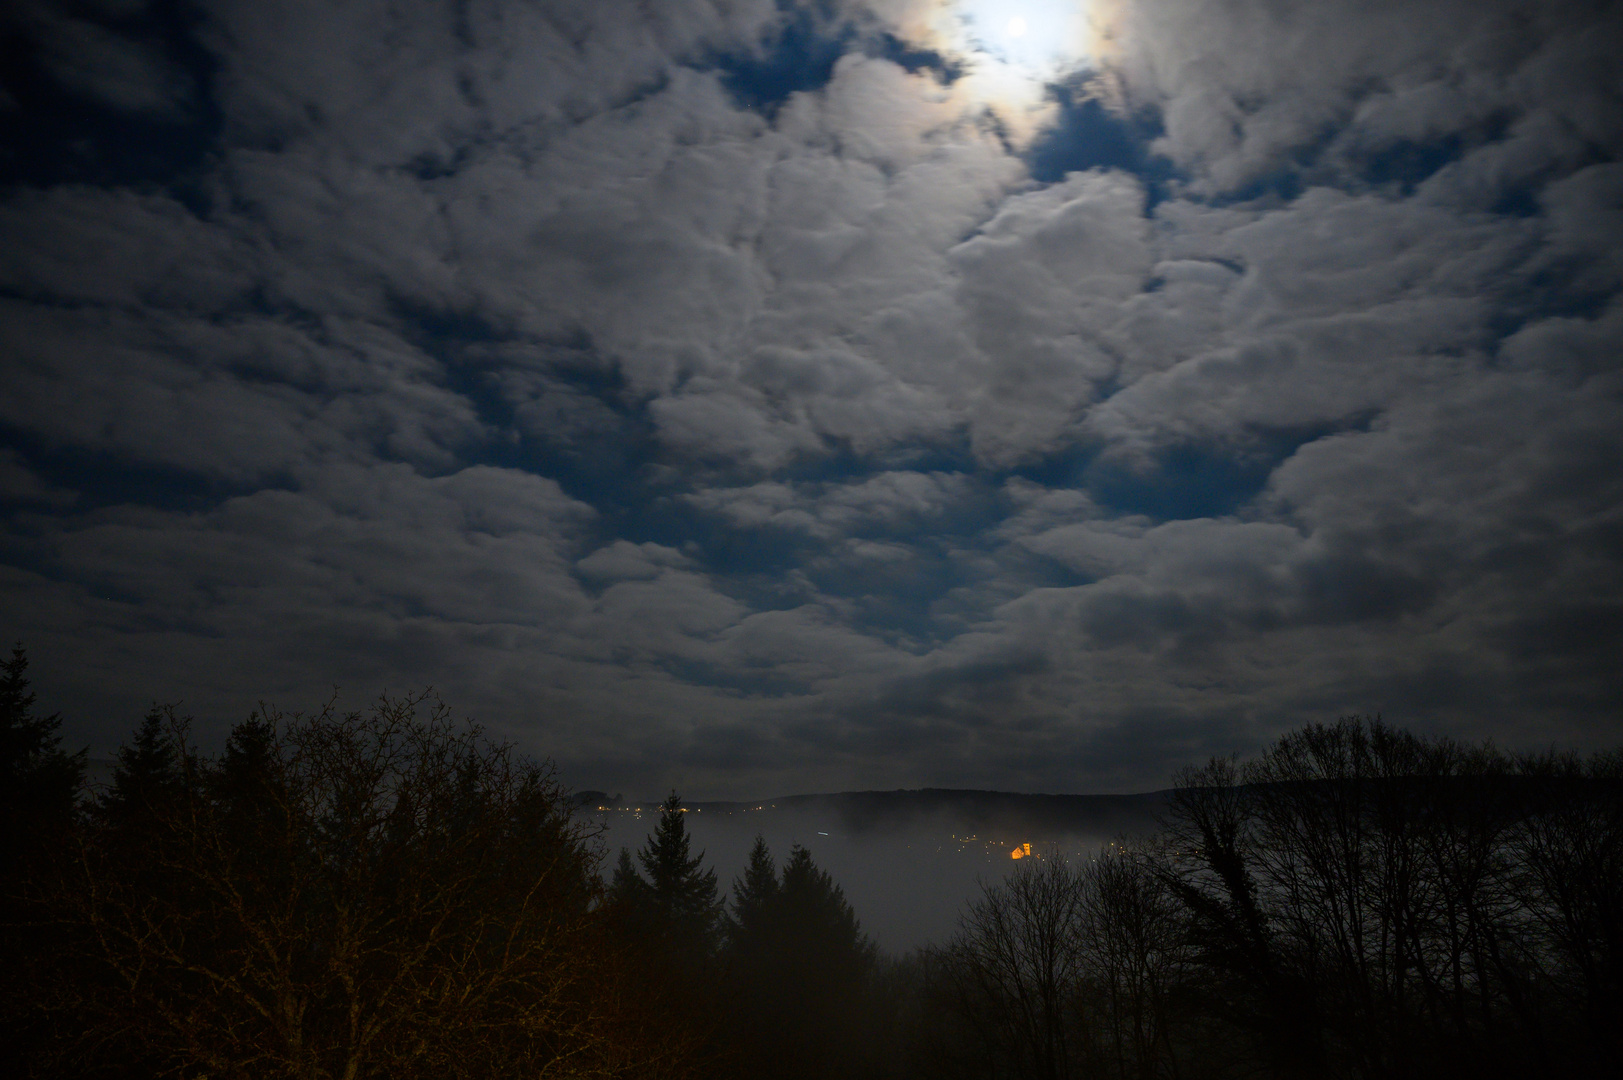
1025;86;1172;203
994;543;1096;592
1490;258;1618;344
1355;133;1471;196
812;559;981;643
0;422;278;515
1334;108;1512;196
1333;107;1608;217
661;658;806;699
1012;420;1373;522
398;314;1354;591
1203;105;1587;215
706;4;964;118
402;141;482;183
0;0;220;203
709;0;851;116
872;32;963;85
5;555;153;612
1083;445;1279;521
356;301;992;591
385;301;665;525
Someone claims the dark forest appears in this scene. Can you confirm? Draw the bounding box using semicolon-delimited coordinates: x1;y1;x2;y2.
3;643;1620;1080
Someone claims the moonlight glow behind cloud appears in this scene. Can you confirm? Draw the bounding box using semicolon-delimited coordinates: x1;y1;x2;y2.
0;0;1619;800
958;0;1098;72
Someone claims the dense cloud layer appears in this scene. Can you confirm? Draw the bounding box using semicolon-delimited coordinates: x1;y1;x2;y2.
1;0;1619;798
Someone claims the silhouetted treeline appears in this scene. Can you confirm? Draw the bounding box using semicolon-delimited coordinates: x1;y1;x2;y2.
1;660;697;1077
910;718;1623;1080
3;645;1619;1079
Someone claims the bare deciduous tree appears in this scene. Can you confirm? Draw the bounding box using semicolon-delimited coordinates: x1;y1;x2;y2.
1076;844;1184;1080
938;855;1088;1080
51;694;687;1080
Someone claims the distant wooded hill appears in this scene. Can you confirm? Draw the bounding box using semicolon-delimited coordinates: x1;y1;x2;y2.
651;788;1172;837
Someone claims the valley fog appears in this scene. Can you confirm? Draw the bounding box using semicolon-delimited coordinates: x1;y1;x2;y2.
579;791;1165;952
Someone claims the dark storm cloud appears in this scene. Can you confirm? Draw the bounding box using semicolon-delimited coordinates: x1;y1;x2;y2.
1;0;1619;798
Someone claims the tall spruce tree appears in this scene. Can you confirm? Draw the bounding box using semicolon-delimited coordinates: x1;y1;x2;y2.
635;791;721;953
606;844;653;940
721;841;875;1080
96;705;189;829
776;844;874;989
0;644;86;1075
726;833;778;952
609;845;650;903
1;643;85;876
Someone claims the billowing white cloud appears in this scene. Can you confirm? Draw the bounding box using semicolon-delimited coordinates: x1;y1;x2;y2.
1109;0;1623;196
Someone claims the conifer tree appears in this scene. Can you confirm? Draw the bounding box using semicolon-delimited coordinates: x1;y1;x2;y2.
727;833;778;950
722;841;875;1080
209;714;287;855
610;844;641;891
0;644;86;1072
608;845;651;909
777;844;874;986
636;791;721;952
96;705;189;829
0;643;85;868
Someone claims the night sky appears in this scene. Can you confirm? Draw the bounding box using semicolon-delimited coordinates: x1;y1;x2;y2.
1;0;1619;800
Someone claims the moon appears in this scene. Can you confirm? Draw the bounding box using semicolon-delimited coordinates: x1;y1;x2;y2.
959;0;1095;75
922;0;1102;136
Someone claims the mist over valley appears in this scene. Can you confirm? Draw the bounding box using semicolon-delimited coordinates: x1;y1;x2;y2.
582;788;1167;950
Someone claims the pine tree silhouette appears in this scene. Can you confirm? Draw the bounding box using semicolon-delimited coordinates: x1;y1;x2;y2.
635;791;720;953
726;833;778;953
1;643;85;863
